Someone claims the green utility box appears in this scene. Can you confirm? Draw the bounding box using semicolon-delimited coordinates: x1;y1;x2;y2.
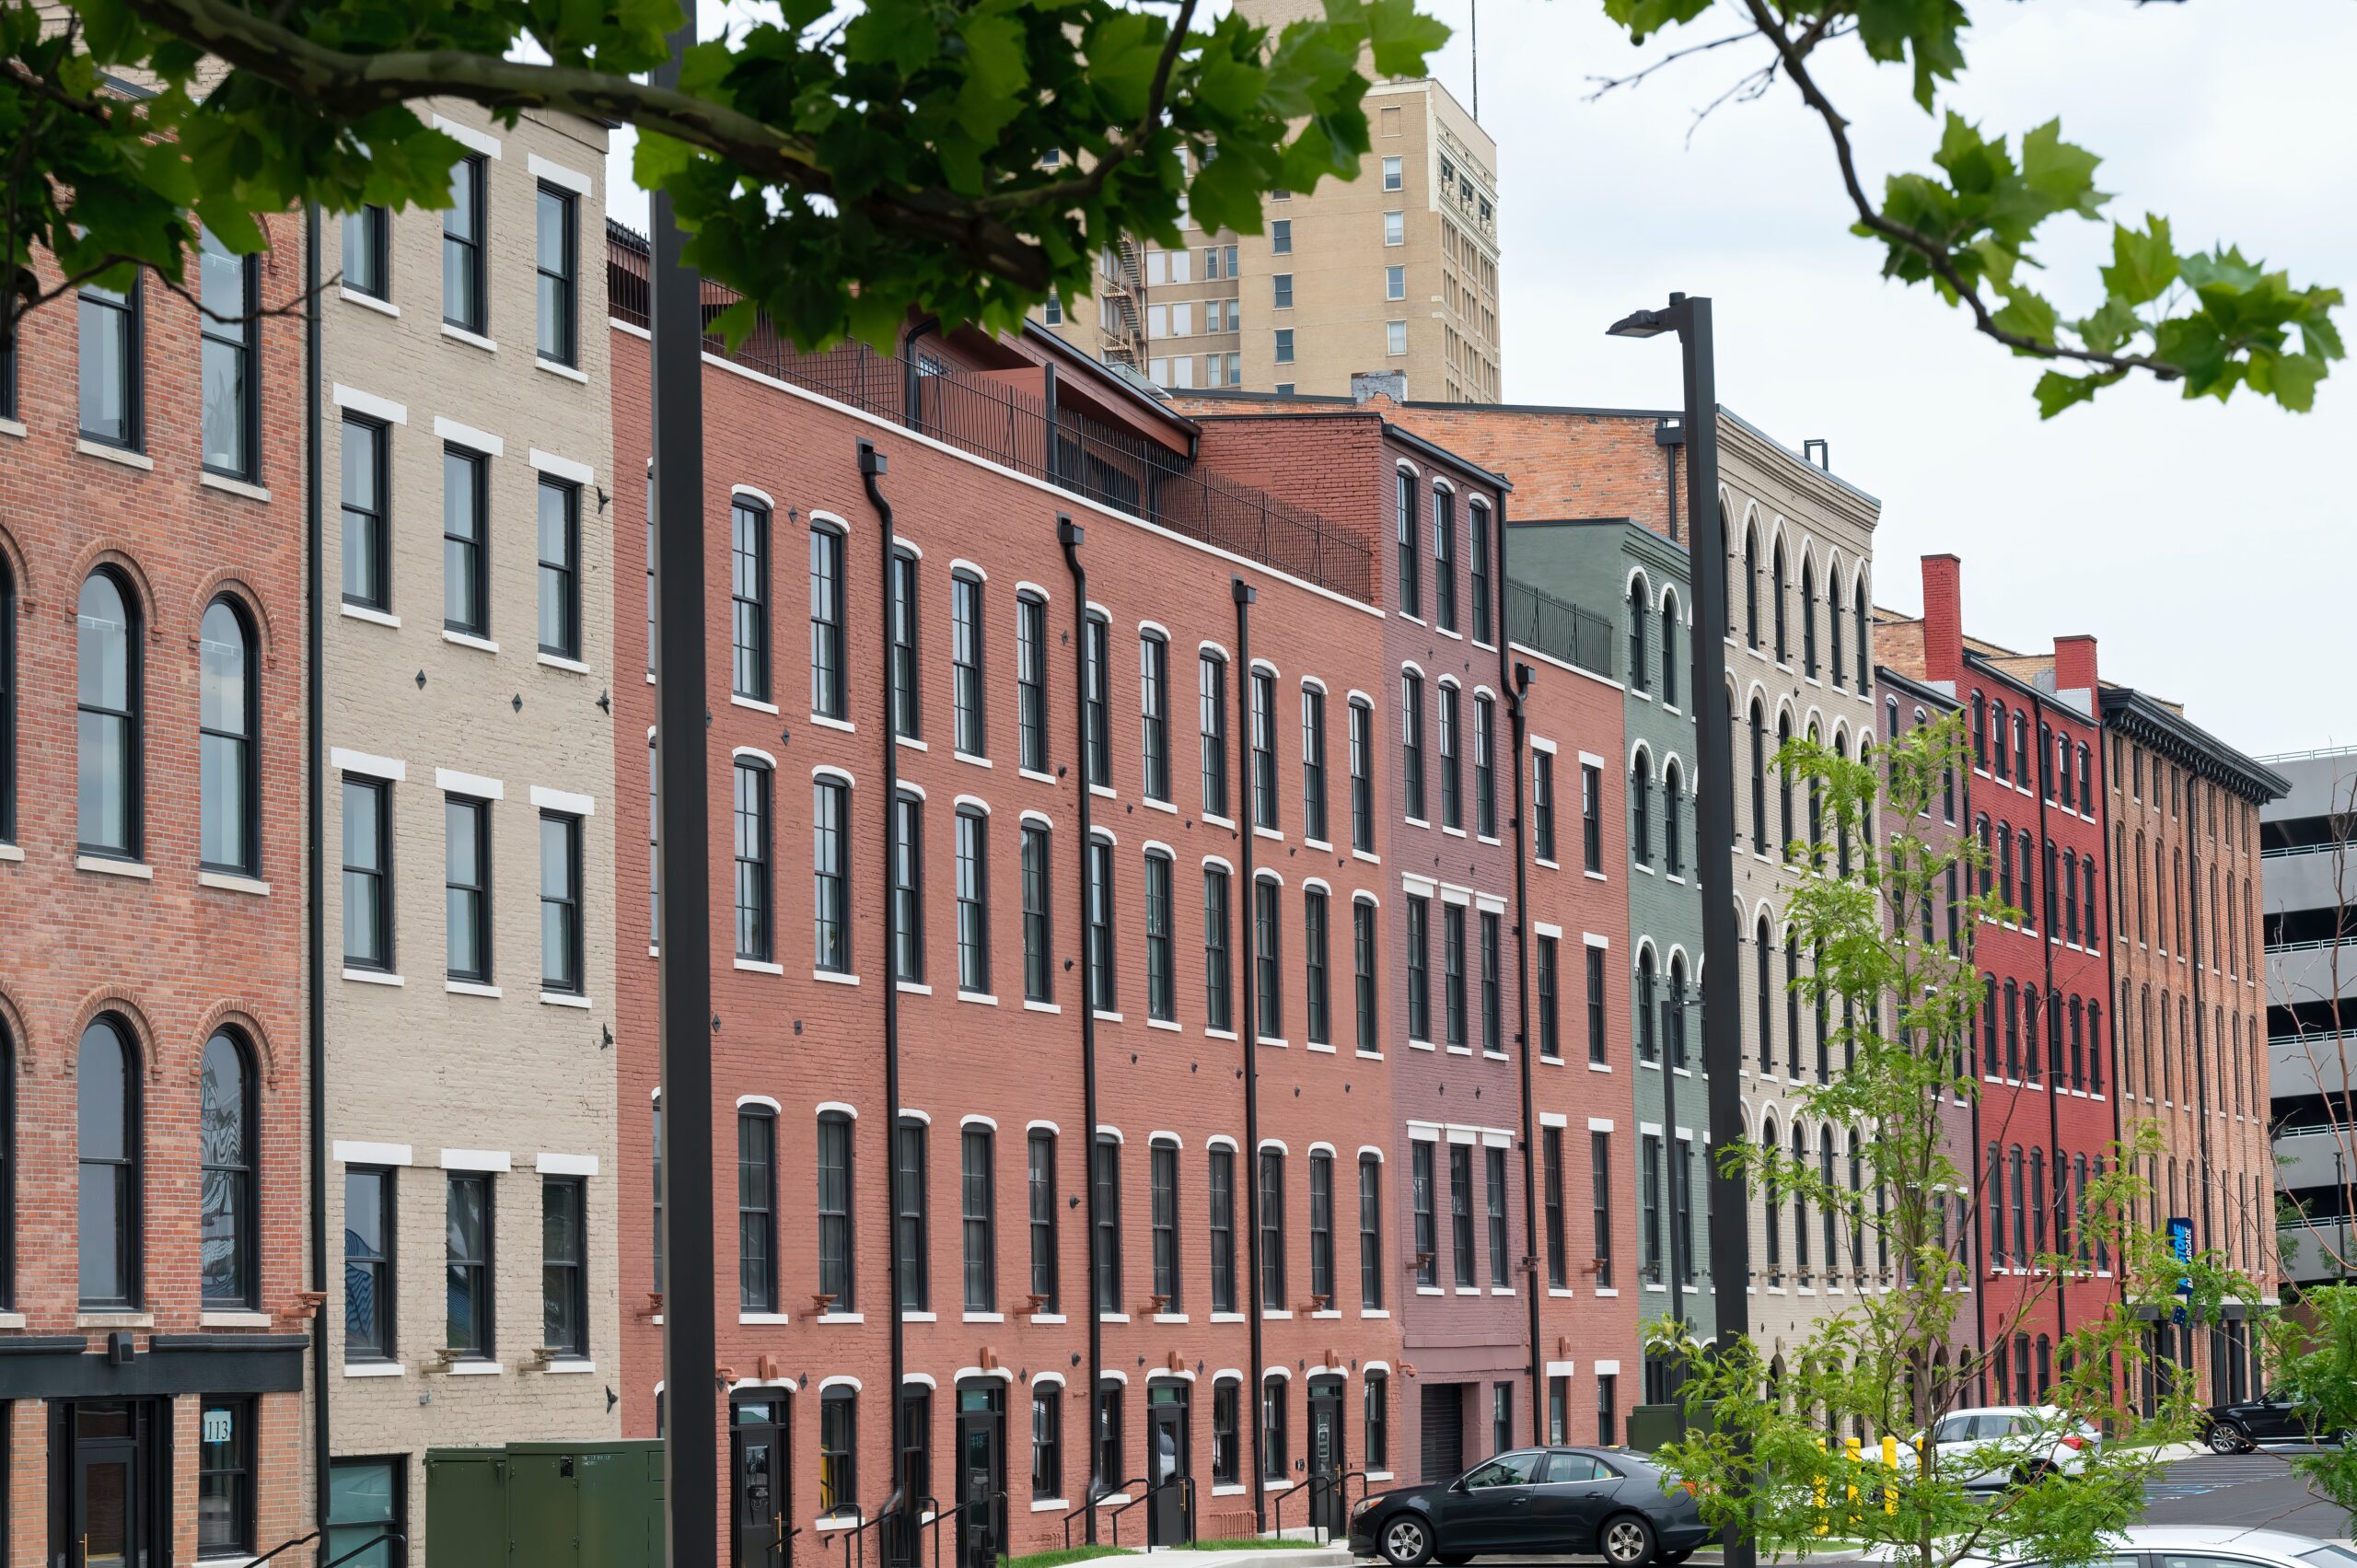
425;1441;665;1568
1626;1400;1713;1455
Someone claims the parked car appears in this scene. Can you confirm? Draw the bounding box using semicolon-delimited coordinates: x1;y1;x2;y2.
1923;1405;2099;1489
1347;1446;1711;1568
2201;1388;2337;1453
1958;1525;2357;1568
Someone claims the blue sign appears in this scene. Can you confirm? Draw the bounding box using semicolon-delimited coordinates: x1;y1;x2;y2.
2168;1216;2195;1301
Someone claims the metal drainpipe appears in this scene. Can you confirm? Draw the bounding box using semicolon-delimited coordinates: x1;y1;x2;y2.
1233;576;1269;1536
901;318;942;429
2092;734;2127;1334
1958;757;1991;1386
303;197;331;1528
862;443;911;1555
1059;517;1104;1542
2027;690;2071;1350
2184;763;2218;1382
1495;501;1545;1444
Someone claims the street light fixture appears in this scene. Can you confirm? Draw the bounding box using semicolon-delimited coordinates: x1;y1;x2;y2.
1606;293;1753;1568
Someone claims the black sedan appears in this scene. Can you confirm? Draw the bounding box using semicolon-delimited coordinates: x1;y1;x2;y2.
1347;1447;1711;1568
2203;1388;2340;1453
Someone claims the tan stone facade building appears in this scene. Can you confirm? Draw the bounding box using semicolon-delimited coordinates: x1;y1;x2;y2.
314;100;619;1556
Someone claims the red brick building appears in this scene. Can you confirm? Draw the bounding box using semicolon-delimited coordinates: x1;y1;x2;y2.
610;233;1416;1561
0;224;310;1564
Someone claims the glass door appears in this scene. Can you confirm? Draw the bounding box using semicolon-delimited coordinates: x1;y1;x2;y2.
732;1395;790;1568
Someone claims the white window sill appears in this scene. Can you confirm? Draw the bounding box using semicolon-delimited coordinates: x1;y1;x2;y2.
198;870;270;896
817;1312;865;1325
1148;1017;1181;1031
962;1312;1005;1324
1262;1308;1293;1320
540;991;591;1009
1205;1028;1238;1042
896;735;929;752
1352;848;1382;865
1209;1311;1246;1324
955;751;994;770
1453;1287;1480;1296
1416;1287;1444;1295
443;629;500;655
1098;1312;1131;1324
341;286;399;318
342;603;401;629
814;970;860;986
809;713;856;734
958;991;998;1006
446;980;502;999
538;652;591;675
1360;1308;1389;1318
1024;999;1062;1014
731;693;782;714
900;1311;936;1323
536;356;590;384
1441;826;1468;840
1259;1037;1289;1049
1089;784;1117;800
739;1312;795;1325
1408;1040;1434;1051
343;968;403;987
1254;826;1284;842
1202;813;1237;831
546;1357;597;1374
77;437;154;470
1403;817;1429;830
344;1361;407;1378
0;843;19;863
77;854;152;879
200;471;272;503
1029;1313;1068;1324
1356;1049;1385;1061
1143;796;1178;815
1094;1010;1123;1023
1020;768;1058;786
1153;1312;1190;1324
735;958;785;976
441;322;498;353
201;1309;273;1327
814;1518;864;1535
1446;1045;1472;1056
1307;1040;1337;1054
1031;1501;1072;1514
898;981;934;996
1312;1308;1342;1319
1212;1485;1249;1498
448;1361;505;1376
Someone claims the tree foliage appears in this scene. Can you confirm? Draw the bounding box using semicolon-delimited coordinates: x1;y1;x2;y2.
1644;714;2255;1568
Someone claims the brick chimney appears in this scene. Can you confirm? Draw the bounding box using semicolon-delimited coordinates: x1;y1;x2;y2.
1920;553;1964;689
1351;369;1407;406
2053;633;2099;697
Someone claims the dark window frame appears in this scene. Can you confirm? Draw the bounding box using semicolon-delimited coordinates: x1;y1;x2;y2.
541;1173;588;1356
536;476;581;660
534;181;580;366
539;810;585;994
441;153;489;333
445;1171;494;1358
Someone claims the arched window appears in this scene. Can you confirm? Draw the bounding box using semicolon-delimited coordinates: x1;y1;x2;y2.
199;598;257;874
1636;947;1657;1063
1771;543;1789;661
1799;556;1817;678
1791;1125;1810;1272
1660;591;1679;709
1762;1120;1782;1277
2003;981;2021;1080
78;570;142;858
0;1018;12;1305
1783;929;1802;1079
1981;974;1999;1077
1852;579;1869;691
2062;849;2080;943
1805;725;1823;868
1663;761;1684;877
1628;579;1649;694
1666;954;1688;1068
1829;569;1845;688
1631;750;1652;866
1818;1132;1837;1269
1;555;14;843
1776;713;1794;858
1747;701;1768;850
201;1029;257;1306
1990;701;2009;780
1755;917;1774;1074
1743;525;1759;647
79;1016;141;1307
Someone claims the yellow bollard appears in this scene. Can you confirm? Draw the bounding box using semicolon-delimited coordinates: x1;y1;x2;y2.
1844;1435;1863;1527
1881;1434;1899;1516
1815;1436;1829;1535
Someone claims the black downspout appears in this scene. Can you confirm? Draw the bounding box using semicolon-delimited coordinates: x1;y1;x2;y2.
862;444;911;1558
1956;749;1991;1385
2027;691;2071;1349
304;198;331;1529
1059;518;1103;1542
1496;504;1544;1444
901;318;942;431
1233;576;1268;1536
1043;364;1061;487
2185;765;2217;1386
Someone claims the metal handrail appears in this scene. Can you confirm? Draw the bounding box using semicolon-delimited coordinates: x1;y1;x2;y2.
918;1489;1008;1568
243;1530;319;1567
2262;840;2355;859
1105;1474;1195;1549
1061;1475;1147;1550
320;1534;410;1568
1268;1466;1367;1543
828;1504;891;1568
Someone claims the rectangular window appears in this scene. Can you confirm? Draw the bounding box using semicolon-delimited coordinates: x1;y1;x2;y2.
1301;686;1328;842
343;775;393;970
445;796;491;982
819;1389;858;1516
1386;265;1406;301
956;807;989;994
1353;899;1377;1053
343;206;389;301
1485;1146;1508;1288
442;446;488;636
1383;155;1404;190
735;761;773;962
1433;488;1457;633
78;274;143;447
1273;329;1295;365
1480;911;1502;1053
897;1117;929;1310
340;416;389;610
1597;1374;1618;1446
1386;320;1407;355
1271;219;1292;255
818;1113;854;1307
1028;1130;1059;1309
1401;674;1425;820
1470;504;1492;644
1022;822;1052;1003
892;792;924;983
732;499;771;702
1017;592;1048;772
1151;1141;1179;1307
198;232;257;480
963;1127;996;1313
1549;1376;1569;1446
1449;1144;1475;1287
1349;699;1374;853
1537;935;1560;1060
1086;836;1115;1012
326;1459;402;1568
1254;875;1283;1040
1032;1390;1062;1502
1585;946;1608;1065
442;154;487;331
1384;210;1404;246
1209;1145;1236;1313
1358;1155;1384;1307
1590;1132;1614;1287
952;571;986;756
1437;684;1461;829
1492;1382;1513;1457
1309;1151;1335;1303
539;812;583;993
541;1175;586;1356
1582;762;1603;872
738;1110;777;1311
1474;697;1495;837
1411;1141;1436;1287
1443;903;1467;1049
1273;273;1295;309
1203;867;1233;1032
888;551;919;738
1198;653;1229;818
343;1167;396;1361
814;777;850;973
1304;889;1330;1047
1251;668;1278;830
1640;1133;1663;1276
535;183;579;365
1141;633;1171;801
1083;614;1110;788
1213;1381;1241;1486
1144;852;1176;1023
446;1173;493;1357
1527;749;1554;862
1365;1375;1390;1470
809;524;846;718
1543;1127;1566;1289
198;1395;257;1556
1092;1135;1121;1306
1259;1148;1286;1308
1395;470;1420;618
1674;1139;1695;1284
1406;895;1430;1042
534;477;582;659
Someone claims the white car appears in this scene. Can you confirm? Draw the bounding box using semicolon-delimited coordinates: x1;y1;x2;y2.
1924;1405;2099;1489
1964;1526;2357;1568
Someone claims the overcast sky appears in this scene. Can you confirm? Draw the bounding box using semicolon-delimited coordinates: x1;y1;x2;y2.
608;0;2352;757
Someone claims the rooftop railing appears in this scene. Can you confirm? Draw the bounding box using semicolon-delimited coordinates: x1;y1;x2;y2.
1504;579;1616;680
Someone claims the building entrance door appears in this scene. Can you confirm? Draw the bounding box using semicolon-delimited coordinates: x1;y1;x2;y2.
67;1401;156;1568
1306;1377;1347;1540
733;1393;791;1568
1145;1382;1192;1546
955;1381;1006;1568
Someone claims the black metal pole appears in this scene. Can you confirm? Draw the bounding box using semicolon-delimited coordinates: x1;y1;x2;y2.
1059;518;1103;1542
303;196;331;1531
653;17;718;1558
1233;577;1268;1536
1668;296;1753;1568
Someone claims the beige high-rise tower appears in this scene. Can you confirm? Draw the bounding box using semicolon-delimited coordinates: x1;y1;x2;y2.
1035;0;1503;401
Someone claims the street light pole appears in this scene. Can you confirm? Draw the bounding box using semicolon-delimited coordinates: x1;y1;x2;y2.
653;13;718;1562
1608;294;1750;1568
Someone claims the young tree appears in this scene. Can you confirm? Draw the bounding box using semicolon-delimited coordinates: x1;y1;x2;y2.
1645;714;2251;1568
0;0;2340;412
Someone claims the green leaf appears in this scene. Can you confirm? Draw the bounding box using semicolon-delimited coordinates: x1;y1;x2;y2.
2102;215;2177;308
2033;368;2119;419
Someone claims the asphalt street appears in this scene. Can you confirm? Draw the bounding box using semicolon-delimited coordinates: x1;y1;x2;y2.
2137;1446;2351;1536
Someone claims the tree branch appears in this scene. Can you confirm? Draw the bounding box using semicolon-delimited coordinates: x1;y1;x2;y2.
972;0;1202;216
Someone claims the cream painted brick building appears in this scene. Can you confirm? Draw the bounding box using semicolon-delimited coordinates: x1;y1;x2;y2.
313;100;619;1554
